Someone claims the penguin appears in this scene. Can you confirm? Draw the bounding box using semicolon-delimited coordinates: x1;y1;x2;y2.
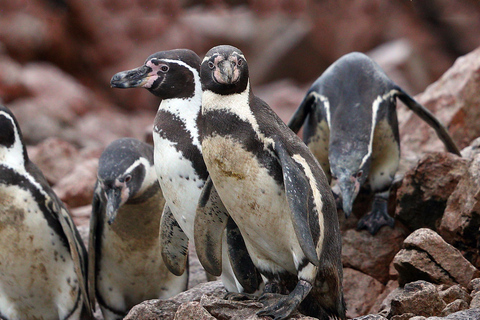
195;45;346;320
110;49;261;295
88;138;188;320
288;52;461;235
0;105;92;320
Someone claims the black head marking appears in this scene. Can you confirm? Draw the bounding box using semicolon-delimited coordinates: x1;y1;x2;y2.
0;105;28;162
200;45;249;95
111;49;201;99
98;138;152;199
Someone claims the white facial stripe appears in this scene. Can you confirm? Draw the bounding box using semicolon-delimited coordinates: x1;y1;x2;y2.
202;81;274;148
0;111;50;202
291;154;325;257
359;89;398;169
157;59;203;150
310;92;331;127
201;51;246;64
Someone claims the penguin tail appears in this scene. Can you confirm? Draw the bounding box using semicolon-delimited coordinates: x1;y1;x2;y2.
395;86;461;156
287;91;316;134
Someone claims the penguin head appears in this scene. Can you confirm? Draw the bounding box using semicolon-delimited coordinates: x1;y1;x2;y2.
200;45;249;95
96;138;156;225
0;105;28;169
110;49;201;99
329;145;371;218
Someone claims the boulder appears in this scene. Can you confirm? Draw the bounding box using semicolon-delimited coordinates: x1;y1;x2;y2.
395;153;468;232
389;281;446;317
393;229;480;287
343;268;385;318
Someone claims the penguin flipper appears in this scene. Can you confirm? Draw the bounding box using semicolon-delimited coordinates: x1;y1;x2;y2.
272;137;319;267
287;92;316;134
87;189;101;312
194;176;229;276
160;205;189;276
396;87;461;156
226;217;262;294
50;196;93;316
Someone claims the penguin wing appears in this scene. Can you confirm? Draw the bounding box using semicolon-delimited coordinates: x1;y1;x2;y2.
226;217;262;294
287;91;316;134
88;188;101;311
159;205;189;276
194;176;229;276
50;195;93;315
272;137;320;267
396;87;461;156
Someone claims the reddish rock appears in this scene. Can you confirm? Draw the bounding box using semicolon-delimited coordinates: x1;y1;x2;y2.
439;153;480;266
395;152;468;232
389;281;446;317
0;53;31;103
174;302;216;320
54;158;98;208
28;138;79;185
440;299;469;316
343;268;385;318
394;229;480;287
342;227;407;284
370;280;399;315
439;285;471;306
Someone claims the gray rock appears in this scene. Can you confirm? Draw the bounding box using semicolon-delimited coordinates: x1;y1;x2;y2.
389;281;446;317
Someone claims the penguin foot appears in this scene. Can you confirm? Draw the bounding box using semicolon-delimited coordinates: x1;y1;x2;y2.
256;293;298;320
357;201;394;235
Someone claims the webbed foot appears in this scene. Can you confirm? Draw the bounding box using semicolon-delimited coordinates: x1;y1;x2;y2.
357;191;394;235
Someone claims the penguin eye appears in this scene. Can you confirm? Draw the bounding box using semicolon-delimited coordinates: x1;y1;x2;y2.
160;65;169;73
237;58;244;67
356;171;363;178
208;61;215;70
124;175;132;183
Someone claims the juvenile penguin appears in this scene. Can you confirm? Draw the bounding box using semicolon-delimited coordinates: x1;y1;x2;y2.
110;49;261;294
89;138;188;320
0;105;92;320
288;52;461;235
195;45;346;320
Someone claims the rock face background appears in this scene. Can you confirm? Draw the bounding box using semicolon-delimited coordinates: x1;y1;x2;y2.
1;1;480;319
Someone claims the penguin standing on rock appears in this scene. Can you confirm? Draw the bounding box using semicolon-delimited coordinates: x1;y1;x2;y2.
110;49;261;295
195;45;346;320
0;105;92;320
288;52;461;235
89;138;188;320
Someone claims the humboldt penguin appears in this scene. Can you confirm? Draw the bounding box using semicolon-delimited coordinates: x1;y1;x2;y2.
0;105;92;320
88;138;188;320
288;52;461;235
195;45;346;320
110;49;261;294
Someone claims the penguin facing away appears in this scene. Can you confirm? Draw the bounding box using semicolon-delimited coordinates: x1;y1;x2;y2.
88;138;188;320
196;45;346;320
110;49;262;295
288;52;461;235
0;105;93;320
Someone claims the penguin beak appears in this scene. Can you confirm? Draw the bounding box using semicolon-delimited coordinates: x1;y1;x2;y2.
215;60;238;85
110;66;152;88
105;188;122;225
338;175;361;218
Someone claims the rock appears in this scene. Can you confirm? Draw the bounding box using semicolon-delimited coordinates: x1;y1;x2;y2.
0;53;30;103
342;226;407;284
391;314;417;320
400;229;480;287
352;315;388;320
173;301;216;320
439;153;480;266
27;138;79;185
389;281;446;317
343;268;385;318
70;205;92;229
395;152;468;232
422;308;480;319
125;281;315;320
400;47;480;160
370;280;399;314
440;299;469;316
54;158;98;208
439;285;471;305
470;279;480;308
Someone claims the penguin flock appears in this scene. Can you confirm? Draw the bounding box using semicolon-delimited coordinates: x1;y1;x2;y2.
0;44;460;320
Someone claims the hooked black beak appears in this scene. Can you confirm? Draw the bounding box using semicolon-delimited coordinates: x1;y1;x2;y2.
215;60;237;85
338;175;361;218
105;188;122;225
111;66;151;88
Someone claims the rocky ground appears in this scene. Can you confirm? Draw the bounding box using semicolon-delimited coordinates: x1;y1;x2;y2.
1;1;480;319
